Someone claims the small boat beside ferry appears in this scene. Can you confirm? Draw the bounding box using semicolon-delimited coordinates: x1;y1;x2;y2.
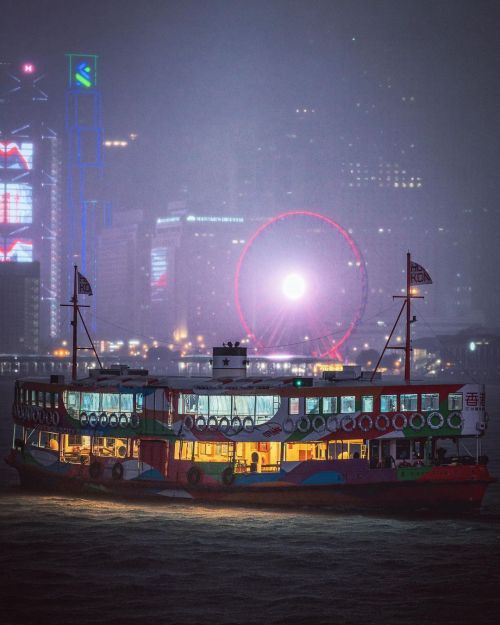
5;257;496;513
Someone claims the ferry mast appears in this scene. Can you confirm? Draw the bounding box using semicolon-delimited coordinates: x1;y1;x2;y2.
61;265;102;380
371;252;428;383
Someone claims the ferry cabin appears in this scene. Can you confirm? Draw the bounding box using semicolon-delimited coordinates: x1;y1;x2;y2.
10;370;488;487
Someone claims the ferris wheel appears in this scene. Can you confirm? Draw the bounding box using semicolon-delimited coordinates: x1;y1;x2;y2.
234;210;368;359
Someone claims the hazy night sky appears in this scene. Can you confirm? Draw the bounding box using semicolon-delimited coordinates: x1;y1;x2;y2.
3;0;500;332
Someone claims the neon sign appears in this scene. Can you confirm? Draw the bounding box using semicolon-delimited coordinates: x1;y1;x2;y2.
0;142;33;170
75;62;93;88
1;184;33;224
0;239;33;262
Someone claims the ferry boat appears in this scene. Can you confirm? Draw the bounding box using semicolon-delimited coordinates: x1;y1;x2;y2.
5;258;496;513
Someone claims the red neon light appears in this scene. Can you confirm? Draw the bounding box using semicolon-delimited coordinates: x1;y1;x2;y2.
0;142;30;171
0;239;33;261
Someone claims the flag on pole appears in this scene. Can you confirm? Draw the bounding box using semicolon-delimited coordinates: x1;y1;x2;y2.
78;272;93;295
410;261;432;285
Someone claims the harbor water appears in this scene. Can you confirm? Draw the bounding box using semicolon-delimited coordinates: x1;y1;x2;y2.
1;379;500;625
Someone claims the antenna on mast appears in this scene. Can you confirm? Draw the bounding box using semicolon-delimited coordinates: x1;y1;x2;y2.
61;265;102;380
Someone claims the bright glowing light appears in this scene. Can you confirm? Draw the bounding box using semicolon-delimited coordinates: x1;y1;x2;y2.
282;273;306;300
22;63;35;74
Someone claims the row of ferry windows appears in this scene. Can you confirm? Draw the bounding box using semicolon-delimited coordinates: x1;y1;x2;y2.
181;394;280;418
63;391;143;414
20;389;60;408
290;393;463;415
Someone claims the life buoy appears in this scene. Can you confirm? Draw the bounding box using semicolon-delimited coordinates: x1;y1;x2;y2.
297;417;310;433
52;411;60;427
130;413;140;429
44;409;52;425
341;415;357;433
375;414;390;432
312;415;326;433
109;413;119;428
183;414;195;430
326;415;339;432
392;413;408;431
187;466;202;486
112;462;124;480
283;417;295;433
207;416;218;432
358;414;373;432
31;406;39;423
89;461;102;479
88;412;98;428
427;411;444;430
119;413;128;428
447;411;463;430
221;467;235;486
242;416;254;433
99;412;109;427
219;416;230;433
80;412;89;427
195;416;207;432
409;412;425;430
231;416;242;433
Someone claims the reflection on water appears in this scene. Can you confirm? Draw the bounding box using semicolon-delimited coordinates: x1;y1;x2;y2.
1;382;500;625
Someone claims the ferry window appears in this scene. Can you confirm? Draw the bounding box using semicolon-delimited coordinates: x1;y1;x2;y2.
380;395;397;412
37;392;44;407
400;394;417;411
181;394;198;414
340;396;356;413
306;398;320;415
289;398;300;415
362;396;373;412
421;393;439;411
182;394;209;415
174;440;194;460
64;391;80;416
233;395;255;417
51;393;59;409
256;396;277;418
448;393;463;411
93;437;127;458
322;397;337;414
209;395;232;416
135;393;144;413
39;431;59;450
31;390;36;404
396;440;411;460
101;394;120;412
120;394;133;413
81;392;100;413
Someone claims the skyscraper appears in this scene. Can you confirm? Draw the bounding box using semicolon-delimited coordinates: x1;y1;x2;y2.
0;60;62;344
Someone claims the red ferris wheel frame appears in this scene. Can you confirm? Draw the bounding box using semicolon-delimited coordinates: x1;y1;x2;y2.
234;210;368;359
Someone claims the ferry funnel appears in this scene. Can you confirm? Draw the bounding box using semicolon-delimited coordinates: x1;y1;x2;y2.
212;342;248;378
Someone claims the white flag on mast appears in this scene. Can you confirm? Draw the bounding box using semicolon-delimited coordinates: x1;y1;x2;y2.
410;261;432;285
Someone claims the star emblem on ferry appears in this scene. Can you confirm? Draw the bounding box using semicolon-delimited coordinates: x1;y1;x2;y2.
223;358;230;366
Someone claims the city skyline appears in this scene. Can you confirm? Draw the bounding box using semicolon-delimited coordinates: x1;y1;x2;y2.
1;0;499;363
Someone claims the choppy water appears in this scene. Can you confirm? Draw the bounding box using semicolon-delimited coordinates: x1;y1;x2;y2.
1;380;500;625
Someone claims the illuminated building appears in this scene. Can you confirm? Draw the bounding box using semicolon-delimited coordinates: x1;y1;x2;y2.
0;60;62;343
65;53;107;327
149;208;249;348
0;261;40;353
